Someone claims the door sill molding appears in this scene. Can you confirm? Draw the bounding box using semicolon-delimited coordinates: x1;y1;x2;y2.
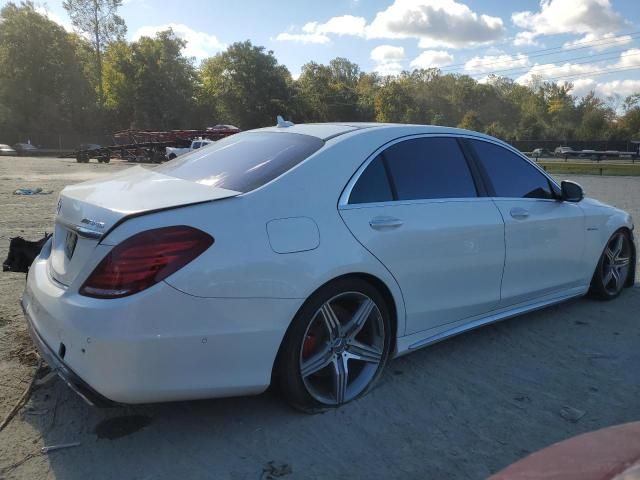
399;285;588;354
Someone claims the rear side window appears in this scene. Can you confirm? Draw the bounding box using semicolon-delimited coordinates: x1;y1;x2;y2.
386;138;477;200
469;140;554;199
349;156;393;204
155;132;324;193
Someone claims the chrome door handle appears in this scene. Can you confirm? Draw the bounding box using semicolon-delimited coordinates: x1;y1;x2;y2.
369;216;403;230
510;207;530;220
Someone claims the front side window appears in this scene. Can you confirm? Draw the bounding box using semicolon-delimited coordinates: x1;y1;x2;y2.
468;139;554;199
155;132;324;193
349;137;477;204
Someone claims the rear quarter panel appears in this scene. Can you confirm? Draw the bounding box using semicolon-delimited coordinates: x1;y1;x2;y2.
101;127;420;335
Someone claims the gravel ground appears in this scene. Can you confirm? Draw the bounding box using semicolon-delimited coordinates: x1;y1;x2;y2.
0;156;638;480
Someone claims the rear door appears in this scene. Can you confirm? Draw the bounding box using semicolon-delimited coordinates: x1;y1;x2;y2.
465;139;585;306
339;136;505;335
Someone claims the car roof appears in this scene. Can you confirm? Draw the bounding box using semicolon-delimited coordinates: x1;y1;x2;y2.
252;122;498;142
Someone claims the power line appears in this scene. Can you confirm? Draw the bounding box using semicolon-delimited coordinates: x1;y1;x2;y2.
468;50;640;79
438;30;640;73
542;65;640;82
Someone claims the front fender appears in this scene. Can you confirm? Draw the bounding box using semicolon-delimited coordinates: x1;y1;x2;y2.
580;198;634;284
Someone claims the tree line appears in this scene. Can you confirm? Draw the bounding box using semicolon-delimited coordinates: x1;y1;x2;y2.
1;1;640;148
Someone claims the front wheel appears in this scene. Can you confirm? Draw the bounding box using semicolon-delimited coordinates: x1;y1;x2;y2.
589;230;633;300
277;278;392;412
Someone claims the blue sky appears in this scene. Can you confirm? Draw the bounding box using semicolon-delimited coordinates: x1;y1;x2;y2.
27;0;640;100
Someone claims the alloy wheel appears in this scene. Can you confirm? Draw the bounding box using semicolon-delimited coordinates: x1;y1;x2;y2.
299;292;385;405
601;232;631;295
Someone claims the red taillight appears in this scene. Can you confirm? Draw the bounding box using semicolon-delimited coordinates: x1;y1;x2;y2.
80;226;214;299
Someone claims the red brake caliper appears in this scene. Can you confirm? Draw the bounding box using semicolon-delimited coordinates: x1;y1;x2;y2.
302;333;317;359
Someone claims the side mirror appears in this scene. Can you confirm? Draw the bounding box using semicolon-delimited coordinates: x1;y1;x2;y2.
561;180;584;202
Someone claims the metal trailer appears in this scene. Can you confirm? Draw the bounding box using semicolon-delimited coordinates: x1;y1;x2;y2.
64;126;241;164
554;144;640;162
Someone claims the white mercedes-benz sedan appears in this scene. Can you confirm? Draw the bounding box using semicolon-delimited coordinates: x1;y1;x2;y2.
22;123;636;411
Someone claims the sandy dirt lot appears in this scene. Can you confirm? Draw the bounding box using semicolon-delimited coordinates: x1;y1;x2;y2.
0;156;638;479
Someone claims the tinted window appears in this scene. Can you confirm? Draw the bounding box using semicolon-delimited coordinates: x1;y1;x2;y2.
155;132;324;193
469;140;554;199
349;156;393;204
386;137;477;200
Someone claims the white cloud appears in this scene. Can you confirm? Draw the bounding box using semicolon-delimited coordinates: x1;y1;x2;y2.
513;31;539;47
464;53;529;73
276;15;365;44
517;62;599;85
410;50;454;68
35;6;74;33
569;78;598;97
570;78;640;101
366;0;505;48
563;32;632;51
133;24;225;60
370;45;405;62
375;61;404;76
371;45;405;76
275;32;330;44
312;15;366;36
279;0;504;48
615;49;640;68
512;0;627;46
515;48;640;85
595;79;640;98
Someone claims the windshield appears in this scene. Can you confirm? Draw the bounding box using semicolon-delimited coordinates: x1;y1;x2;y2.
155;131;324;193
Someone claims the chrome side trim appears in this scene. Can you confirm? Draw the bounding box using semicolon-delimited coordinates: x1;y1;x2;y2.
57;219;103;239
407;285;588;351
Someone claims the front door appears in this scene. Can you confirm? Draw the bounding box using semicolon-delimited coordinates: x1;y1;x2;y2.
340;136;505;335
466;139;585;306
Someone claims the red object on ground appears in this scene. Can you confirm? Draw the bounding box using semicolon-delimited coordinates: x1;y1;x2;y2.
490;422;640;480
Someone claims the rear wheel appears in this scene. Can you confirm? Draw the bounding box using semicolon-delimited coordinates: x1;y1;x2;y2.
278;278;392;412
589;230;632;300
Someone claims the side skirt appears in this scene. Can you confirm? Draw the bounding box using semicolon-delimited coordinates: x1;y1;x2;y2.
395;285;589;356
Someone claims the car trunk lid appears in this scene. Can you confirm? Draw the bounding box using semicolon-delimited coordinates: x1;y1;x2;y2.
49;166;239;287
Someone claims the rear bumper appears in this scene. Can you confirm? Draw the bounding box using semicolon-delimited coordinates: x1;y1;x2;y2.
22;252;302;404
21;299;115;407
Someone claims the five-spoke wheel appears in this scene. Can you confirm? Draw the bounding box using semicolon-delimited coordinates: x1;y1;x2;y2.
278;278;391;412
590;230;633;299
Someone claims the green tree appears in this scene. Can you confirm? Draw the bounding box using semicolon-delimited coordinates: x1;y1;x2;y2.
0;2;96;141
458;111;483;131
102;29;198;130
199;41;292;129
63;0;126;105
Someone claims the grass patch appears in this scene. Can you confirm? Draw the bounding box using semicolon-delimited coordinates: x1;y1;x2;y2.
535;161;640;176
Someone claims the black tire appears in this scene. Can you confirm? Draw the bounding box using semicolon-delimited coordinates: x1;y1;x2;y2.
168;153;177;160
277;277;392;413
588;229;633;300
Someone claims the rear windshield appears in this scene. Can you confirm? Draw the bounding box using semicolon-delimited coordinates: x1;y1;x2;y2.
154;131;324;193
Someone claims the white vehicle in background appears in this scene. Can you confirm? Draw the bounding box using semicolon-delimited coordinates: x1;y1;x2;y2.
0;144;17;156
165;138;214;160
